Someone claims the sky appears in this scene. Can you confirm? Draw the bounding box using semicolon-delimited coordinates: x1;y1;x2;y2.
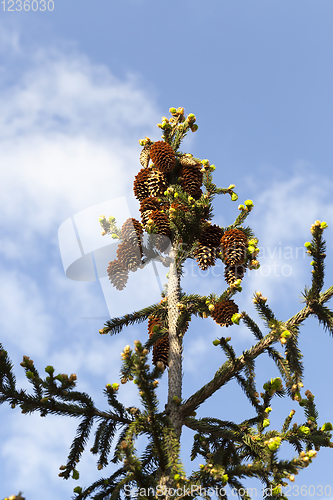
0;1;333;499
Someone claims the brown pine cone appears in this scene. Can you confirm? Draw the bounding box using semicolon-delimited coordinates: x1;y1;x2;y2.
139;197;162;225
211;299;239;327
220;228;248;265
107;260;129;290
149;210;171;252
199;224;223;248
139;142;152;168
194;244;216;270
147;169;168;197
121;218;143;245
224;264;246;285
150;141;176;173
148;316;169;367
179;154;199;167
133;168;151;201
116;241;142;272
179;164;203;199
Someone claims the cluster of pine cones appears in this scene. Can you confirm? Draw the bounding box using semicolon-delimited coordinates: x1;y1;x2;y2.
107;218;143;290
106;138;258;363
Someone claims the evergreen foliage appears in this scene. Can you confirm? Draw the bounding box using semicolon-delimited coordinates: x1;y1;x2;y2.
1;108;333;500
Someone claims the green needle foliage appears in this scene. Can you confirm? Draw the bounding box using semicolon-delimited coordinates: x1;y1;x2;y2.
1;108;333;500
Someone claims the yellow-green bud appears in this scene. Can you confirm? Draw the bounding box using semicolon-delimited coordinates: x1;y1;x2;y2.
231;193;238;201
321;221;328;229
169;107;177;114
191;124;198;132
298;426;310;435
238;204;245;211
304;242;312;249
208;304;215;311
174;474;180;480
72;469;80;480
231;313;242;325
228;184;236;190
321;422;333;432
244;199;254;208
212;339;220;346
263;419;270;428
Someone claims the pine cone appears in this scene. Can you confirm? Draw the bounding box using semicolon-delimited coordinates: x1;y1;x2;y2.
117;241;142;272
133;168;151;201
211;299;239;327
179;154;199;167
107;260;129;290
179;165;203;199
139;197;162;226
147;169;168;197
194;244;216;270
220;228;248;265
199;224;223;248
150;210;171;252
224;264;246;285
148;316;169;367
140;142;151;168
121;218;143;246
150;141;176;173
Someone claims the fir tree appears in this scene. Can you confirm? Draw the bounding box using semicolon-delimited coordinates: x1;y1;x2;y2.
1;107;333;500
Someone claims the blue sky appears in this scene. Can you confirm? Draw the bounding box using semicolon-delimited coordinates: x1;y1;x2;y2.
0;1;333;499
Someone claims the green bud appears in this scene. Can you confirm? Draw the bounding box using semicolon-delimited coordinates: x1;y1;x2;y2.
210;165;216;171
231;193;238;201
267;437;281;451
263;383;270;391
228;184;236;190
321;422;333;432
263;419;270;428
174;474;180;480
247;246;256;254
212;339;220;346
310;261;315;266
191;124;198;132
244;199;254;208
222;474;228;484
111;233;119;239
304;242;312;249
321;221;328;229
281;330;291;338
26;371;34;379
72;469;80;480
45;365;54;375
109;216;115;223
73;486;82;494
169;107;177;114
272;486;281;495
112;383;119;391
298;426;310;435
265;407;272;413
231;313;242;325
152;325;160;333
271;377;282;391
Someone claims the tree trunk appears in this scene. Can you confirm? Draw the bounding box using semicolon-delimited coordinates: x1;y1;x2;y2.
167;245;182;438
